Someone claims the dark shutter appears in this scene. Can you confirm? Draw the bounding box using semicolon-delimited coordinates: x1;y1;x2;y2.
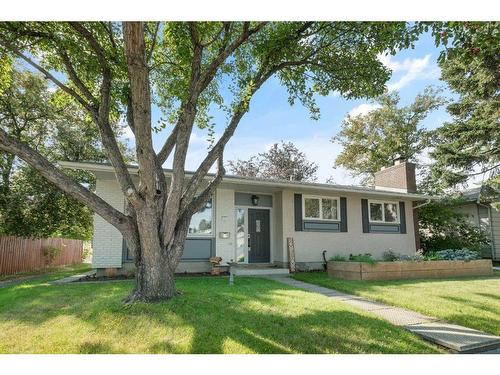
361;199;369;233
340;197;348;232
399;201;406;234
294;194;303;231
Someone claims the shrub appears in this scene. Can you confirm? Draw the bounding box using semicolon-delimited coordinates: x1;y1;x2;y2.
329;255;347;262
382;250;399;262
435;249;480;261
42;245;61;265
418;200;489;253
349;253;376;264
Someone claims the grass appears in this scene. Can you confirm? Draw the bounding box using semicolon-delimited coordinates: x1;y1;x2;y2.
0;263;91;282
0;270;439;354
293;271;500;336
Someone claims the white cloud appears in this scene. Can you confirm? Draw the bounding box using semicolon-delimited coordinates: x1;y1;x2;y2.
348;103;381;117
378;53;434;92
386;54;432;92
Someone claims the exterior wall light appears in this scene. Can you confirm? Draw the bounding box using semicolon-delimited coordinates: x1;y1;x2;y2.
251;195;259;206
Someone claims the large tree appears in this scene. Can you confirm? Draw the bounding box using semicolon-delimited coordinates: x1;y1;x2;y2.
427;22;500;199
227;141;318;182
333;88;445;185
0;22;419;301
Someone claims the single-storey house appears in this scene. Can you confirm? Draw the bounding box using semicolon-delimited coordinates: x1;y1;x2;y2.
453;187;500;260
60;159;431;275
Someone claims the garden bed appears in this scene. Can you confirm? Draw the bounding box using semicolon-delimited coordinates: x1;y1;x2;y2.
327;259;493;281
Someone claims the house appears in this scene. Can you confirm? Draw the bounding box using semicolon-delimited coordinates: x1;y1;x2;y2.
60;159;431;275
453;187;500;260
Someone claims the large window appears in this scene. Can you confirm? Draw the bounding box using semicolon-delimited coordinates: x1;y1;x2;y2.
369;200;399;223
188;199;213;236
303;195;339;221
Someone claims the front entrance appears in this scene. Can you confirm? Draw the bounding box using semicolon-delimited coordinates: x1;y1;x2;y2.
248;208;270;263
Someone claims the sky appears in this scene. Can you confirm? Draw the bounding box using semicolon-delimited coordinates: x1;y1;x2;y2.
123;31;454;185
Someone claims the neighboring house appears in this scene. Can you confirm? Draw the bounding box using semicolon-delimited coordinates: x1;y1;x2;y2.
454;187;500;260
60;160;430;275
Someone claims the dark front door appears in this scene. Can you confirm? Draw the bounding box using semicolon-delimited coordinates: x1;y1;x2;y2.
248;208;270;263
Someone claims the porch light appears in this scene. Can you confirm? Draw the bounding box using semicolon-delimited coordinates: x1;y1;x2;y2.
251;195;259;206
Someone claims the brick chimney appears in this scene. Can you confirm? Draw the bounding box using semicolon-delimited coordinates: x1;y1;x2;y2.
374;158;417;193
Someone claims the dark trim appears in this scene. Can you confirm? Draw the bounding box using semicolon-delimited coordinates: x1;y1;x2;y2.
399;201;407;234
303;220;340;232
361;199;369;233
369;223;400;233
294;193;303;231
340;197;348;232
123;237;215;263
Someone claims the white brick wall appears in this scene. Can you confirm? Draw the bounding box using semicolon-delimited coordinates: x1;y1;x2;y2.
92;178;124;269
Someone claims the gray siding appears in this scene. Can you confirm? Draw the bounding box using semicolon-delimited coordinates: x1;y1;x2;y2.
235;192;273;207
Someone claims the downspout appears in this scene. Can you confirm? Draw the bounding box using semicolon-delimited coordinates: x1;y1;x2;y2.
412;199;432;210
477;201;496;260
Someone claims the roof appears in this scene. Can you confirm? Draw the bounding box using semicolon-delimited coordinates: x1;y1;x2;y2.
58;161;434;201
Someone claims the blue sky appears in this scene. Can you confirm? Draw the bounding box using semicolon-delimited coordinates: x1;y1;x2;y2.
125;31;452;184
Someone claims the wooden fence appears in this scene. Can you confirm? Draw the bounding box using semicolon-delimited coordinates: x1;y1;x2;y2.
0;236;84;276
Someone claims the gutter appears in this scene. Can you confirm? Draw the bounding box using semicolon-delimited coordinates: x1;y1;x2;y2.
58;160;435;201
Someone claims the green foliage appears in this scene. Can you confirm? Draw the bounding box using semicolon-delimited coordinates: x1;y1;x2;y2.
42;245;62;264
349;253;376;264
329;255;347;262
0;67;132;240
434;249;481;261
418;200;489;253
227;141;318;182
425;22;499;198
334;88;445;184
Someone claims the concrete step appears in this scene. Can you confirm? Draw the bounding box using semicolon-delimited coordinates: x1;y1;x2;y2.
232;268;289;276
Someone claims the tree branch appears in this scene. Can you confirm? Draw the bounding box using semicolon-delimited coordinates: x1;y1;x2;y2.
0;128;131;232
0;40;93;112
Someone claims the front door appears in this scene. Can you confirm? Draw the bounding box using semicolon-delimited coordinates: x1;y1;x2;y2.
248;208;270;263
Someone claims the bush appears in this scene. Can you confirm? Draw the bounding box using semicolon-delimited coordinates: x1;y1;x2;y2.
329;255;347;262
349;253;376;264
435;249;480;261
383;249;425;262
418;200;489;253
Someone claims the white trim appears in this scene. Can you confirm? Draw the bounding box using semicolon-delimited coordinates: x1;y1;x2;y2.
368;199;400;224
302;194;340;221
234;204;273;264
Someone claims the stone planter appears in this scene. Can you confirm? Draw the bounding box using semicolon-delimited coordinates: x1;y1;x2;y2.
327;259;493;281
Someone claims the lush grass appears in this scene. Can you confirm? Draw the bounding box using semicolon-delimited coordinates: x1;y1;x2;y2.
293;271;500;336
0;263;91;282
0;274;439;354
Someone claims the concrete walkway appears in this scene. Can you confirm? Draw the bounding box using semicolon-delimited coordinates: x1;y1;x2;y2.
50;270;96;284
267;275;500;354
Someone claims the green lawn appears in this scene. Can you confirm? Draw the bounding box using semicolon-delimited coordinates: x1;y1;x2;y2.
0;271;439;354
293;271;500;336
0;263;92;282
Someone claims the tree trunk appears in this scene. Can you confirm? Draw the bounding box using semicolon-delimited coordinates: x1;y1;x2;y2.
124;206;187;302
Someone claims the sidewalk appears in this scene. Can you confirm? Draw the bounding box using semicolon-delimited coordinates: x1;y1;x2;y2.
267;275;500;354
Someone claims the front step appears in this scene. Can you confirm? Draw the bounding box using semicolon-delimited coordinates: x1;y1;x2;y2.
231;267;289;276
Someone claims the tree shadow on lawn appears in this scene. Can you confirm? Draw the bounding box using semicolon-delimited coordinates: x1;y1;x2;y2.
0;277;438;354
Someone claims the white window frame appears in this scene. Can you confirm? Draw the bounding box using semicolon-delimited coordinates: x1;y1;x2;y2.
368;199;400;224
302;195;340;221
187;197;215;238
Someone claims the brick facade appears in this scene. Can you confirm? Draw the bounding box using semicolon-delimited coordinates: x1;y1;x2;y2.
374;161;417;193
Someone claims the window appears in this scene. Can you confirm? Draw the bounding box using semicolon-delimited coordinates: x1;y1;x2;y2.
369;200;399;223
188;199;213;236
303;196;339;221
